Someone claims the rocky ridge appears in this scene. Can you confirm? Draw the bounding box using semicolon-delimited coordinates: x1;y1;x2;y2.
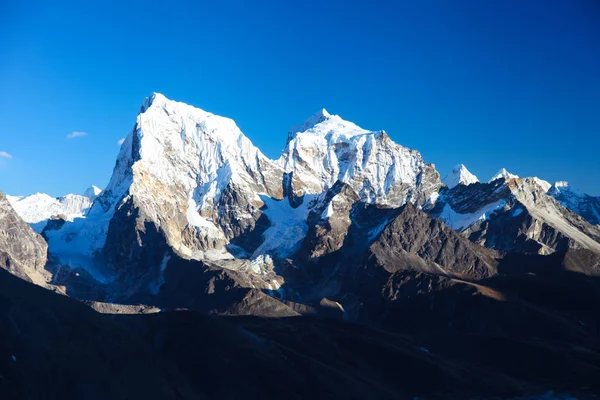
427;177;600;255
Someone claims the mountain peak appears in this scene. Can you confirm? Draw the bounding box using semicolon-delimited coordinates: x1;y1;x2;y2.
490;168;519;182
280;108;439;205
289;108;333;136
554;181;571;188
287;109;371;145
306;108;331;124
82;185;102;199
314;108;330;119
140;92;171;113
443;164;479;189
551;181;583;196
95;93;282;260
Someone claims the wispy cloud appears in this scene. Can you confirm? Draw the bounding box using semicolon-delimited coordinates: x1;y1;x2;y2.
117;138;125;146
66;131;88;139
0;151;13;159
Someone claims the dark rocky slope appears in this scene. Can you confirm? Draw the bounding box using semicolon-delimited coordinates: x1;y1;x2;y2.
294;195;502;305
1;266;599;399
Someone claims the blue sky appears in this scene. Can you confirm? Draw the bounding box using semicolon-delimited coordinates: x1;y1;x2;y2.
1;0;599;196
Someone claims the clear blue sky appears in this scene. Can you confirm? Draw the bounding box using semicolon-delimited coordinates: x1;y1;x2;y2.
1;0;599;197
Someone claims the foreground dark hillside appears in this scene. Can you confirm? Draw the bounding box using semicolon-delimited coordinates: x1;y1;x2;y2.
1;265;600;400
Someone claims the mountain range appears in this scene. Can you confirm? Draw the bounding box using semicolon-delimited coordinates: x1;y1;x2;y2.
2;93;600;399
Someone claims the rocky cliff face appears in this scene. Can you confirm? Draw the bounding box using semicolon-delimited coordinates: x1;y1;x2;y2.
0;191;49;285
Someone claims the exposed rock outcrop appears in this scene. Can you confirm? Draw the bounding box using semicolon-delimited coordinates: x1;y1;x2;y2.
0;191;49;285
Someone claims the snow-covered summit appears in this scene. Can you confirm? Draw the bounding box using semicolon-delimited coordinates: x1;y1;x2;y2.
103;92;281;211
289;109;369;140
490;168;519;182
140;92;169;113
442;164;479;189
280;110;440;205
83;185;102;199
288;108;331;136
550;181;582;196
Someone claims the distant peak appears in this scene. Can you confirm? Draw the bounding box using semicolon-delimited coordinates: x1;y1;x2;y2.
83;185;102;199
489;168;518;182
314;108;330;119
551;181;583;196
443;164;479;189
453;164;467;173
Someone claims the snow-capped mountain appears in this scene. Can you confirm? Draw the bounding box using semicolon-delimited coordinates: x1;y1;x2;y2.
6;186;101;232
548;181;600;225
31;93;600;306
42;94;443;296
442;164;479;189
44;93;288;294
98;92;283;250
2;94;600;399
489;168;519;182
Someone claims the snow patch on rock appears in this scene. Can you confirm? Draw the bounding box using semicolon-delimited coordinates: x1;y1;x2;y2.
438;200;508;231
253;194;319;258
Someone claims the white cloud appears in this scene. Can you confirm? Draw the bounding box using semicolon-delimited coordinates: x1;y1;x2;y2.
66;131;87;139
117;138;125;146
0;151;13;159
